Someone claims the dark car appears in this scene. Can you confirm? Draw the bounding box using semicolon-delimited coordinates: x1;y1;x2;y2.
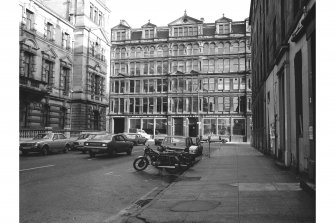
123;133;147;146
159;136;203;156
154;130;167;146
84;134;133;158
72;132;106;153
20;133;73;156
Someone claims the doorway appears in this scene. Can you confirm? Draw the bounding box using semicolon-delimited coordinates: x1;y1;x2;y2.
188;118;198;137
114;118;125;133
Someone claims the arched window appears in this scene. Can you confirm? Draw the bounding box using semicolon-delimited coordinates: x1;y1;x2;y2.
209;43;216;54
173;45;178;56
239;41;245;53
187;44;192;55
163;45;169;56
179;45;185;56
157;46;163;57
144;47;149;57
115;48;120;59
130;47;135;58
231;42;239;53
218;43;224;54
193;43;199;55
121;48;126;58
136;47;142;58
203;43;209;55
150;46;155;57
224;42;230;53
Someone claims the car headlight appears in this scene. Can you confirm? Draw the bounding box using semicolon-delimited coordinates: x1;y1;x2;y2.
101;143;107;147
84;143;88;146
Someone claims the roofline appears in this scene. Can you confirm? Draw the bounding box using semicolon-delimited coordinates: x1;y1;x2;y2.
32;0;75;29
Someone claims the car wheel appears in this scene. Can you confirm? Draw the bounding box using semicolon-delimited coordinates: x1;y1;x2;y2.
89;151;95;158
41;146;49;156
63;145;70;153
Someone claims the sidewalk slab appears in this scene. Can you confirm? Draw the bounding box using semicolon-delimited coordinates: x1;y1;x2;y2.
120;143;315;223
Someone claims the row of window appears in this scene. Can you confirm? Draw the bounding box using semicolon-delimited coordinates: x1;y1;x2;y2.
89;3;105;27
113;23;232;41
113;57;251;76
113;41;250;59
111;77;251;94
110;96;251;114
127;117;246;136
23;9;72;50
21;51;70;95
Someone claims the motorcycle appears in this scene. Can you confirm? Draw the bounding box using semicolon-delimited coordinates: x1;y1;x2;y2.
133;145;194;174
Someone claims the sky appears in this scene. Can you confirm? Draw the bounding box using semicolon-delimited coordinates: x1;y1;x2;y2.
108;0;251;28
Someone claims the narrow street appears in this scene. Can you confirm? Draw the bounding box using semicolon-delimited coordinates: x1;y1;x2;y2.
20;145;173;223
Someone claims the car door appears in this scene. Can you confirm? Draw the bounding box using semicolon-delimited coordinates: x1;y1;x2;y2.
49;134;59;152
116;135;128;152
57;134;68;151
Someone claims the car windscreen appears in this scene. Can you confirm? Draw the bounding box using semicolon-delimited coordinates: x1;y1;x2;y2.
33;133;52;139
77;134;89;140
91;134;113;140
162;137;186;147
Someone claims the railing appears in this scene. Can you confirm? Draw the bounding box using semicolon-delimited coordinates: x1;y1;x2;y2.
20;129;107;139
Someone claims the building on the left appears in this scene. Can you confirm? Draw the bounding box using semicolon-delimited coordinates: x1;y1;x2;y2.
19;0;111;137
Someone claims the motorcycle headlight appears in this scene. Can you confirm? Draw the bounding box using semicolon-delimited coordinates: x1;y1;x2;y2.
101;143;107;147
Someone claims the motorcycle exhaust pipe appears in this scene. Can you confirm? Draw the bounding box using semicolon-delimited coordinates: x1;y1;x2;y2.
158;166;175;169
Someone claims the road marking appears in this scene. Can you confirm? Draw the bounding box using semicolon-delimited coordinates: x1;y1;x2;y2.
20;165;55;172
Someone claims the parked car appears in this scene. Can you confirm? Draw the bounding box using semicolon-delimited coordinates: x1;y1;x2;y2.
159;136;203;156
84;133;133;158
72;132;106;153
123;133;147;146
19;133;73;156
202;135;229;143
129;128;152;140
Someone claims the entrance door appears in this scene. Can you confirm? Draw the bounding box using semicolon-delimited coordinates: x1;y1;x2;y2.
188;118;198;137
174;118;183;136
114;118;125;133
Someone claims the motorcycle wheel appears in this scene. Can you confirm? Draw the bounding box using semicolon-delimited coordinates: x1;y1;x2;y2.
133;157;149;171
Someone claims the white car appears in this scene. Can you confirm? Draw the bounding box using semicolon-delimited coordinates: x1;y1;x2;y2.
135;129;152;140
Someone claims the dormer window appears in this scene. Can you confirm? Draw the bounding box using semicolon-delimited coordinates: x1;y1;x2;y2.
116;31;126;40
218;23;230;34
144;29;154;38
173;26;197;37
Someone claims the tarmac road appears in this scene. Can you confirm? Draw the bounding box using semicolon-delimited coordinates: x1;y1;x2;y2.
19;145;174;223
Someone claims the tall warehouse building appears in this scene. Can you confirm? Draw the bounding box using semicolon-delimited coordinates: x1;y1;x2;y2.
109;12;252;142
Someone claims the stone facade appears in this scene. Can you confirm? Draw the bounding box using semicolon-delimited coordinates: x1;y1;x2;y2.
109;12;252;142
19;0;75;130
19;0;111;133
249;0;315;180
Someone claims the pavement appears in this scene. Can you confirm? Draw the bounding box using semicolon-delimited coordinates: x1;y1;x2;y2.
111;142;315;223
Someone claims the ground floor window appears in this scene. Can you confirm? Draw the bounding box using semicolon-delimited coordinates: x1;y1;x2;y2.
143;119;154;135
129;119;141;130
155;119;167;134
218;118;231;135
232;118;245;135
203;119;216;135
